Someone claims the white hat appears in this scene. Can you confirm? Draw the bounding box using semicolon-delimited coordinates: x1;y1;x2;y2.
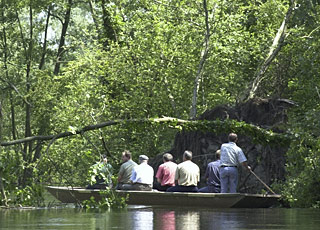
139;155;149;160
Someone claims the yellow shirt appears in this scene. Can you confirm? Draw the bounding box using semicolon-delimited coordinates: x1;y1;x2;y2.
175;160;200;186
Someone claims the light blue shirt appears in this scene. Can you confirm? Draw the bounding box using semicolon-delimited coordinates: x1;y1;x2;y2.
220;142;247;166
130;162;154;185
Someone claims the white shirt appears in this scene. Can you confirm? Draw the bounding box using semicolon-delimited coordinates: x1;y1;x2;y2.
130;162;154;185
220;142;247;166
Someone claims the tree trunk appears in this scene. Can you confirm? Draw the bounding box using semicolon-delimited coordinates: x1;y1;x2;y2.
242;1;294;102
39;5;51;70
190;0;213;119
0;99;8;206
100;0;117;46
53;0;72;75
21;3;34;187
10;92;17;140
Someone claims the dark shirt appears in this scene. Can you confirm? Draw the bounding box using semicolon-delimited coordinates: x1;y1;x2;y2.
205;159;221;187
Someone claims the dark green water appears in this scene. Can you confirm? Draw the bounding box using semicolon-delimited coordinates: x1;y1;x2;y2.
1;206;319;230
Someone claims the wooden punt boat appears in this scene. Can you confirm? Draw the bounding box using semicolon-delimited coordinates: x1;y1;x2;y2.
46;186;281;208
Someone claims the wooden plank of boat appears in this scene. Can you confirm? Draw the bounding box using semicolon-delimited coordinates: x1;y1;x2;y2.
46;186;280;208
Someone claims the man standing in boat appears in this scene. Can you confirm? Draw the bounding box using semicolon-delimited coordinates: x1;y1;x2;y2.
199;149;221;193
167;150;200;192
220;133;251;193
122;154;154;191
116;150;137;190
155;153;177;191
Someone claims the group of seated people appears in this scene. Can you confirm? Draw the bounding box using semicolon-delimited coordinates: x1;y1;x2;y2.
88;133;251;193
95;149;222;193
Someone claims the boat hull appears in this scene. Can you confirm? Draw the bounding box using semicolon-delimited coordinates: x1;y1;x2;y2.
46;186;280;208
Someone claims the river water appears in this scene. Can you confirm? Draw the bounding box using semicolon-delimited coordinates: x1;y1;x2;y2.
1;206;319;230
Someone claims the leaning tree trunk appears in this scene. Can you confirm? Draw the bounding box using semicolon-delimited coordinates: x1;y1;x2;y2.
242;0;295;102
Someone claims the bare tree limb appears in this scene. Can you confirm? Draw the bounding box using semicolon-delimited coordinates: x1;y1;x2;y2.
301;26;320;39
190;0;216;119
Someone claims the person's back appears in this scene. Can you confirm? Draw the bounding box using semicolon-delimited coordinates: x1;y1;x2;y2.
176;160;200;186
159;161;177;185
132;161;154;185
119;159;137;184
155;153;177;191
206;160;220;187
220;142;244;167
199;150;221;193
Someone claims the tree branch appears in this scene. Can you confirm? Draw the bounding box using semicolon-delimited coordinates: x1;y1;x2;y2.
50;13;64;24
0;117;189;147
0;77;31;106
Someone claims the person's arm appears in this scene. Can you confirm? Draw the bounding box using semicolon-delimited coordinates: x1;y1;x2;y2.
241;161;251;171
204;165;209;181
156;166;163;184
238;149;251;171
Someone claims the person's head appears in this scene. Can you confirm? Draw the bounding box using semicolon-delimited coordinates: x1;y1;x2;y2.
183;150;192;161
121;150;132;162
163;153;173;162
102;154;108;164
139;155;149;163
228;133;238;143
215;149;221;160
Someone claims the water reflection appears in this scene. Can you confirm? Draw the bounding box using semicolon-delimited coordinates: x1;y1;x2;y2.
1;207;320;230
155;210;176;230
176;211;200;230
131;209;154;230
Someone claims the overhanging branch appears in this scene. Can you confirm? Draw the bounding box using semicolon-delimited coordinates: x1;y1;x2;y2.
1;120;119;146
1;116;292;147
0;117;188;147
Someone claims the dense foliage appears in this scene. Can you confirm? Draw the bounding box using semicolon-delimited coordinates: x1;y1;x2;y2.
0;0;319;208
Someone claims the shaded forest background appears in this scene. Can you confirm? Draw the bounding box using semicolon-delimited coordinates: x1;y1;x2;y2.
0;0;319;208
